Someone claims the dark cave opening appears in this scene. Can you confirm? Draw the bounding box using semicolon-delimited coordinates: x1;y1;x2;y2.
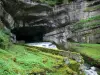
11;26;47;43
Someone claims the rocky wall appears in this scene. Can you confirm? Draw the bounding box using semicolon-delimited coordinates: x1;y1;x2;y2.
44;0;100;48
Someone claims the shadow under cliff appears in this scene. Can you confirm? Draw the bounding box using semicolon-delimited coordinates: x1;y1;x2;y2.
11;26;50;43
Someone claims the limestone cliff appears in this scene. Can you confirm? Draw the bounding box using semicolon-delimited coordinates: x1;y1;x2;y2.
44;0;100;48
0;0;99;74
0;0;100;45
0;0;53;42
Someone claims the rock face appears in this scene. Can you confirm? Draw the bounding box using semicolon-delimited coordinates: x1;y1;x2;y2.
44;0;100;48
1;0;52;28
0;0;53;42
0;0;100;44
0;1;98;74
43;26;72;48
0;1;14;29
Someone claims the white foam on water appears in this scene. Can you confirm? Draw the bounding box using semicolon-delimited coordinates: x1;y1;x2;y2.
26;42;58;49
84;66;98;75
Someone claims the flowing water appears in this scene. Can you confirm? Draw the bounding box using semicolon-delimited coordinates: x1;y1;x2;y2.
84;64;100;75
26;42;58;49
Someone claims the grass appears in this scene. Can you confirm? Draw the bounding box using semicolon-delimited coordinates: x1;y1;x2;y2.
72;43;100;66
0;43;85;75
0;37;82;75
0;45;78;75
76;43;100;60
8;45;62;74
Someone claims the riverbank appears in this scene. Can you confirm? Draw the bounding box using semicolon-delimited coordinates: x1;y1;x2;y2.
71;43;100;74
72;43;100;66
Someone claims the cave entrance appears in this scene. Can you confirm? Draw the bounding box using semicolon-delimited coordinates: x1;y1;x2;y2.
11;26;47;43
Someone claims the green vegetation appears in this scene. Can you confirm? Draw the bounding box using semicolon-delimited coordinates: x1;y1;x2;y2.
84;4;100;12
0;29;84;75
71;43;100;66
26;46;84;64
0;29;11;49
26;46;63;55
39;0;75;6
0;44;83;75
72;15;100;31
40;0;63;6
